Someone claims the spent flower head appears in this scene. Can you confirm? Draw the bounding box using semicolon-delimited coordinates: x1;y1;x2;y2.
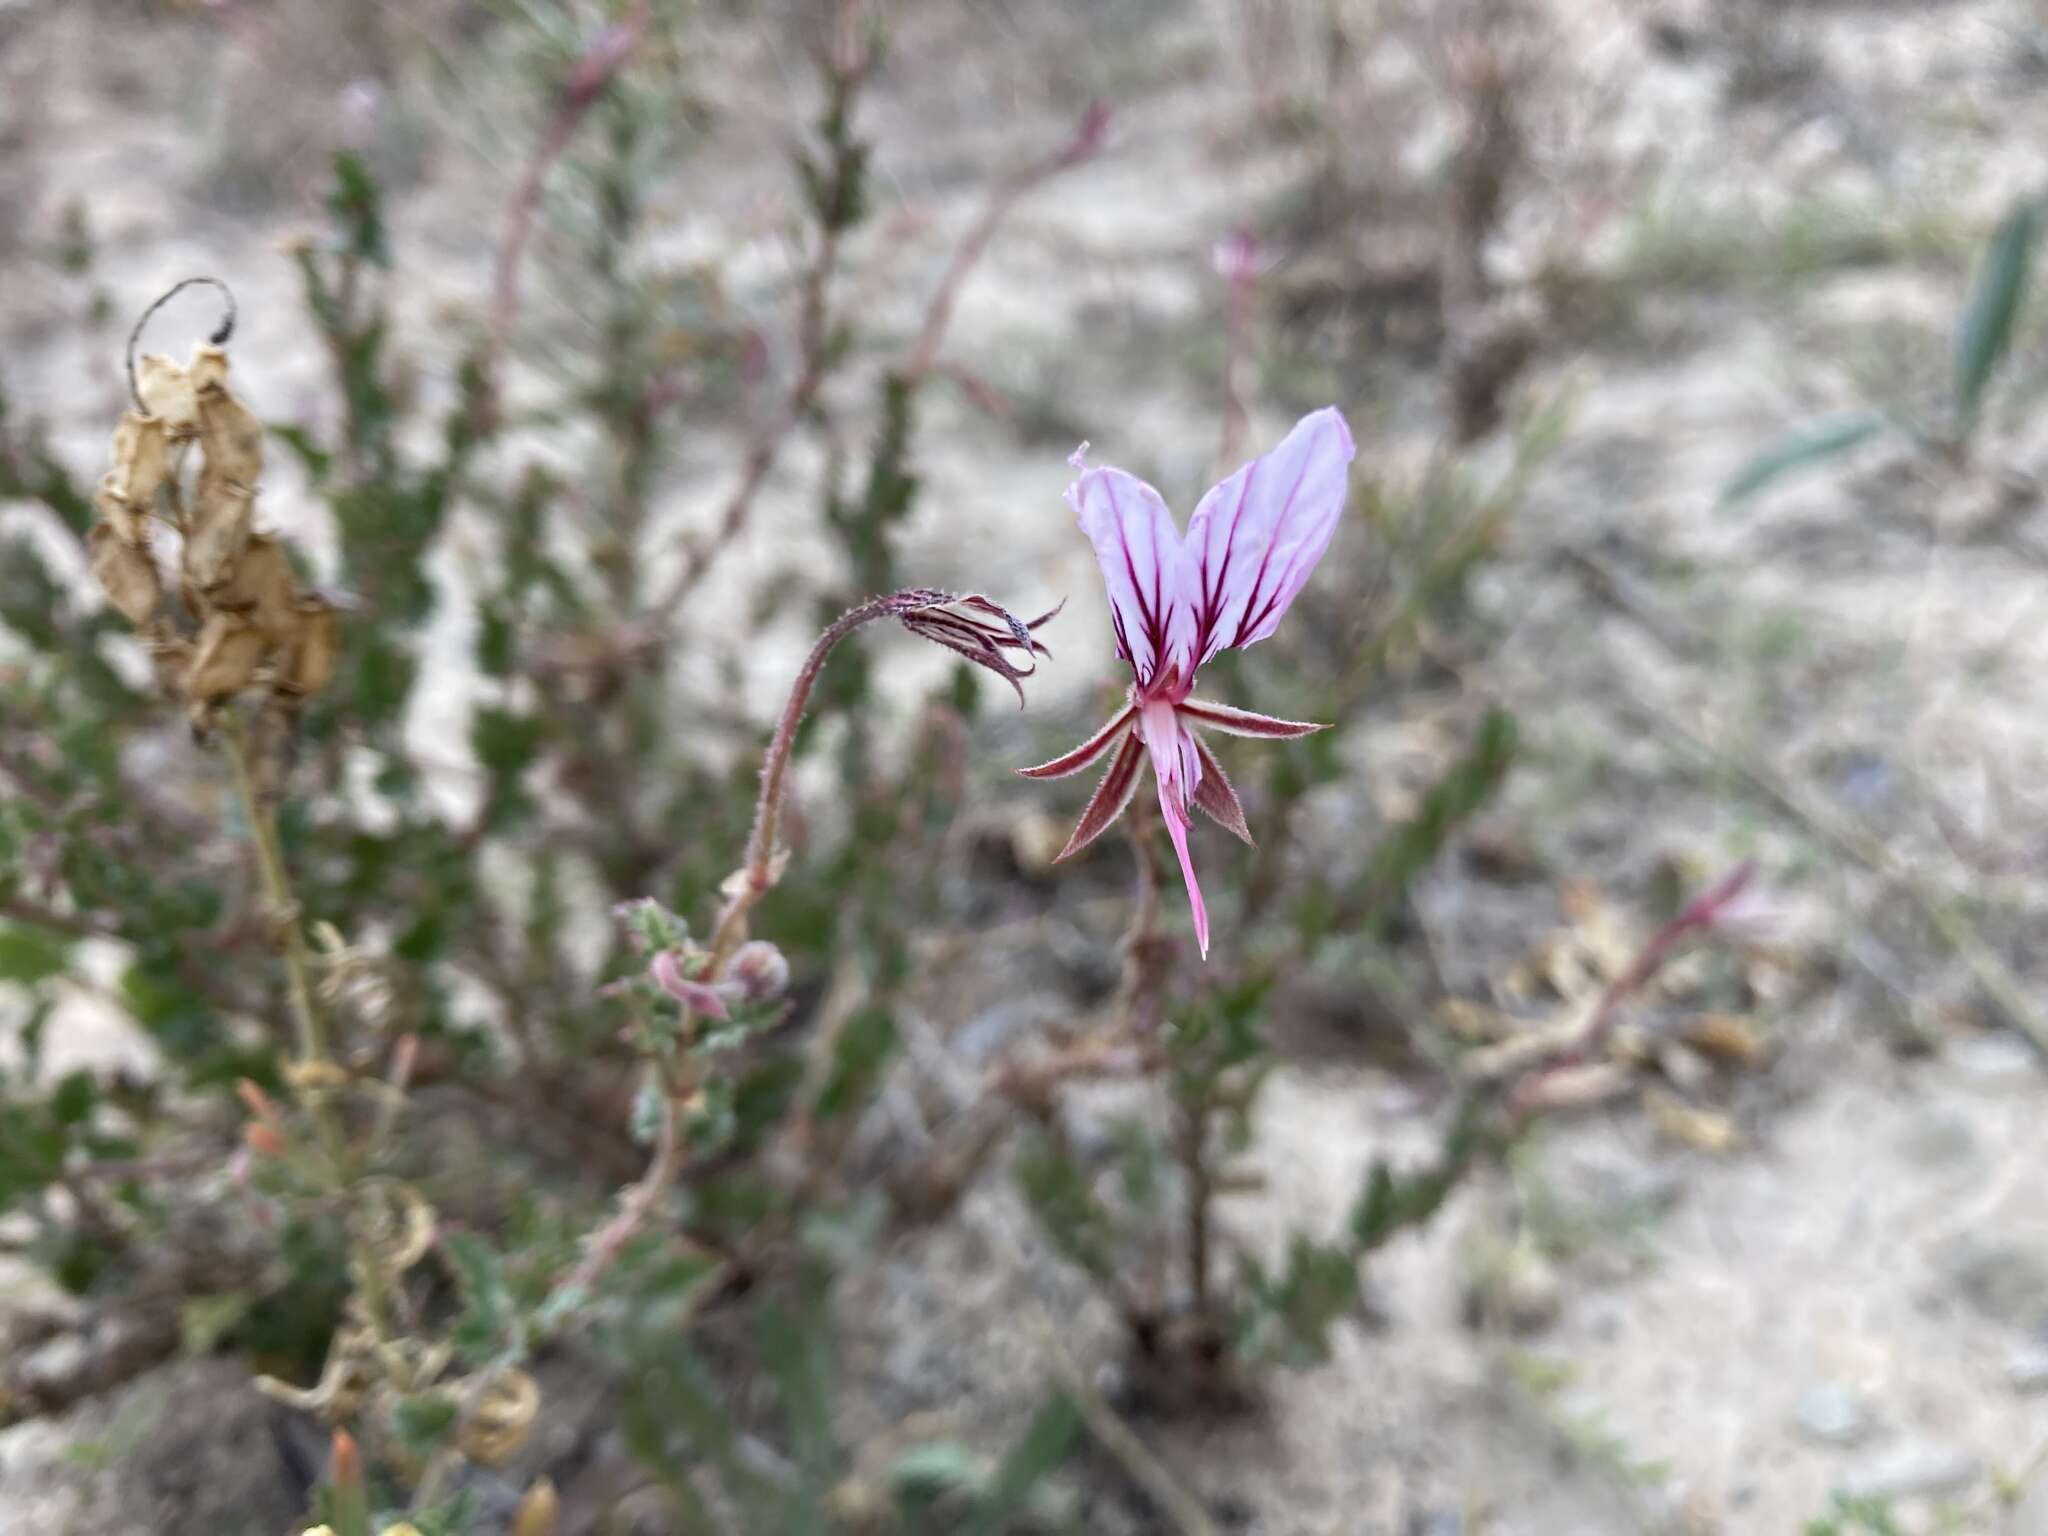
1021;408;1356;957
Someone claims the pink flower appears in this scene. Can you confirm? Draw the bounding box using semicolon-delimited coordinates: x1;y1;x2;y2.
1021;408;1356;957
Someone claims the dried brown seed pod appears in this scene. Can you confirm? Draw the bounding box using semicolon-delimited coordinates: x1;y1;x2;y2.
213;533;298;639
185;612;267;703
88;523;161;627
93;475;150;547
281;595;341;698
107;413;171;514
192;346;265;487
147;633;192;694
512;1479;560;1536
182;476;254;592
134;353;199;431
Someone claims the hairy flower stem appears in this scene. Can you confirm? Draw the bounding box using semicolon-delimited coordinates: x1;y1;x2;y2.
707;595;899;968
220;713;328;1071
220;713;396;1345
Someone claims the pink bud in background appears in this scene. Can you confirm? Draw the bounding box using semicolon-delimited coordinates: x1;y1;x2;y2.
727;940;791;1002
651;949;729;1020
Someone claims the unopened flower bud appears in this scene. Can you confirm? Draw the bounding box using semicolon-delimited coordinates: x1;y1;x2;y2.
651;949;728;1021
726;940;790;1003
513;1478;561;1536
245;1121;285;1157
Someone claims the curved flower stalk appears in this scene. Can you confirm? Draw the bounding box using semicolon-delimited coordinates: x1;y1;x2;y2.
1021;407;1356;957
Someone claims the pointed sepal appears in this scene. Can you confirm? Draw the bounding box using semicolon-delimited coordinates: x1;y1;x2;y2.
1055;732;1146;861
1189;735;1253;845
1018;705;1136;780
1178;697;1326;739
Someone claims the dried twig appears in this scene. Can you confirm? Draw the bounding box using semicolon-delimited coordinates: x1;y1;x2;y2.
899;102;1110;386
483;0;650;410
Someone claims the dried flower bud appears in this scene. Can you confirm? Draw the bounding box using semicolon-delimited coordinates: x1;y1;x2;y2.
192;346;265;488
459;1369;541;1466
107;412;171;512
212;532;297;637
513;1479;561;1536
891;590;1060;706
652;948;729;1021
181;475;254;591
185;612;267;704
135;352;198;429
88;522;161;627
726;940;789;1003
282;595;341;698
329;1428;363;1490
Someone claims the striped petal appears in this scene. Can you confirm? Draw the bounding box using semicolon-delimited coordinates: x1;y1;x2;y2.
1069;465;1199;690
1185;407;1355;666
1178;697;1326;739
1157;778;1210;959
1189;735;1252;845
1055;732;1147;862
1018;705;1136;780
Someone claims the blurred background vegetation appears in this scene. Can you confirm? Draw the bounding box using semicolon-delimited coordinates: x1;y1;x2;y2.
3;1;2048;1533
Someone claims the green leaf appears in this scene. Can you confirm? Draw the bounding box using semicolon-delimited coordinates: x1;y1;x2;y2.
392;1391;460;1456
1719;413;1888;506
50;1070;94;1126
967;1394;1080;1534
1955;198;2041;432
810;1004;895;1123
889;1440;984;1505
445;1232;514;1363
0;923;70;985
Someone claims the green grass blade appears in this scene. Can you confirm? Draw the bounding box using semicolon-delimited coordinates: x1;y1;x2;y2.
1954;198;2041;432
1719;412;1887;506
967;1393;1081;1535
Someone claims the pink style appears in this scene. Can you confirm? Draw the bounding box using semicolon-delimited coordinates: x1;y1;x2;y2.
1021;407;1356;958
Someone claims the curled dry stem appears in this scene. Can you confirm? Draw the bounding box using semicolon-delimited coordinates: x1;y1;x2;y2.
124;276;235;411
483;0;650;414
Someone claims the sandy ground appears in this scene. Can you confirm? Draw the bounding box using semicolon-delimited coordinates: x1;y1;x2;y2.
6;0;2048;1531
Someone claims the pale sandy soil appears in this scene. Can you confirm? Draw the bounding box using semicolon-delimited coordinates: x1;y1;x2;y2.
5;0;2048;1532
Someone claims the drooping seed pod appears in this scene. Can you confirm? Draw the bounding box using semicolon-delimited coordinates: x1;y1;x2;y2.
212;532;298;639
134;352;199;431
106;412;171;513
185;611;267;703
93;475;150;547
281;595;342;698
88;522;161;627
191;345;265;487
181;474;254;592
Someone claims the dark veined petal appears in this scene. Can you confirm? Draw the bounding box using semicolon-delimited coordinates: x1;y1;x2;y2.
895;590;1061;706
1189;734;1253;845
1054;732;1146;862
1068;465;1199;689
1017;704;1136;780
1184;406;1355;665
1156;774;1210;959
1177;696;1327;739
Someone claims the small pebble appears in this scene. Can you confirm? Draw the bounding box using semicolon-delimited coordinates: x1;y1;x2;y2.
2007;1341;2048;1395
1839;1442;1981;1502
1947;1033;2041;1090
1794;1381;1872;1447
